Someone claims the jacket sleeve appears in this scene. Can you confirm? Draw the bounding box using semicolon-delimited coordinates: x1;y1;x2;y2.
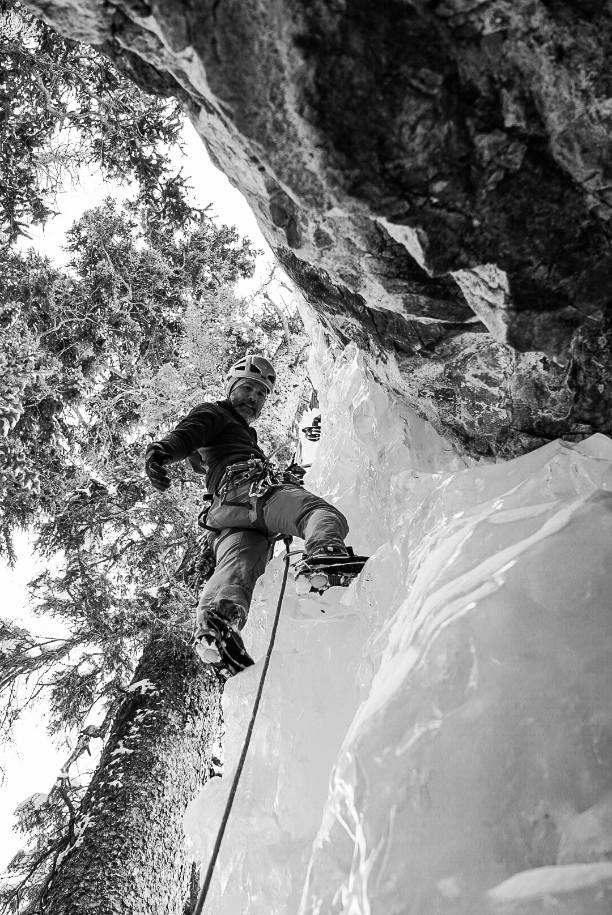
157;403;225;462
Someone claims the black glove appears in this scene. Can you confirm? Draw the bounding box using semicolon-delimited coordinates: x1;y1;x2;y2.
145;442;171;491
284;462;306;486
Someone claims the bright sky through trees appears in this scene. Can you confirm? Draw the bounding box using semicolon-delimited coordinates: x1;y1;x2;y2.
0;118;288;869
23;120;273;273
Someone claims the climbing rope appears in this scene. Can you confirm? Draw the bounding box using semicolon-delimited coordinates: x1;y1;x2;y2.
193;536;293;915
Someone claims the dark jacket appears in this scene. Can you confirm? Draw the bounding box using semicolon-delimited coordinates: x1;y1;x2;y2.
158;400;266;493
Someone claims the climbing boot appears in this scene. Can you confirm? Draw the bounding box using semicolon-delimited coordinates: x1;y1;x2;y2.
295;544;369;594
304;542;350;562
295;543;348;593
195;608;254;676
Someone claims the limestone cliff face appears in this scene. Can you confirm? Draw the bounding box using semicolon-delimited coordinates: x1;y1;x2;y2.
26;0;611;457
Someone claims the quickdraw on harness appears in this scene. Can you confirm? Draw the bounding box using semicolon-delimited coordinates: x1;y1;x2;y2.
218;457;304;498
220;459;277;499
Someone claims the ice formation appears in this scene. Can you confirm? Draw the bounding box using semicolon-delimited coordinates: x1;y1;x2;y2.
184;332;612;914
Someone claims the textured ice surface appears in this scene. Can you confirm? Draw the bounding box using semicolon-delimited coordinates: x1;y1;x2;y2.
185;335;612;914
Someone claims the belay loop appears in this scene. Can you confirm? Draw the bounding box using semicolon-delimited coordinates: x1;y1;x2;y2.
193;536;293;915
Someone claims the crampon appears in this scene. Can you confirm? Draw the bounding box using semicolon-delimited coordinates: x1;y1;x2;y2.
294;546;369;595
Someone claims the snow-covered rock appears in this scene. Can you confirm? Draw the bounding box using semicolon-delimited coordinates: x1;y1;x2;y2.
185;338;612;914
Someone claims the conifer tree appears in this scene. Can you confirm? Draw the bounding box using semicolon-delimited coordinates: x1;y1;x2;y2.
0;195;309;911
0;0;191;245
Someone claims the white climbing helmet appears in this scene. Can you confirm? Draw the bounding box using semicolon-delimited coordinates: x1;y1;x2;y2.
226;355;277;396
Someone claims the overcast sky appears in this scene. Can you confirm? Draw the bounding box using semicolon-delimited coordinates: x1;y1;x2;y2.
0;119;290;870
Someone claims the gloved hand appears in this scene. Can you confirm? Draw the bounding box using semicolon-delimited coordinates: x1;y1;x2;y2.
284;462;307;486
145;442;171;491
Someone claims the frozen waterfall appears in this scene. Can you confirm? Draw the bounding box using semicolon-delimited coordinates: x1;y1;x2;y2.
184;336;612;914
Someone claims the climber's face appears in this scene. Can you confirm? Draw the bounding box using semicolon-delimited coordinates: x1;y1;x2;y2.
229;379;268;422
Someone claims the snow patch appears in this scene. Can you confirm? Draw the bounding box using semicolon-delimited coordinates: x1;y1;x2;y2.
110;740;134;757
126;678;158;695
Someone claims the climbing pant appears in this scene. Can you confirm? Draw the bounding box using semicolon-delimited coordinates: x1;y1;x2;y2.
196;478;349;630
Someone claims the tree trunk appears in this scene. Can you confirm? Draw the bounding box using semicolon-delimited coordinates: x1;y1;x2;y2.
43;632;221;915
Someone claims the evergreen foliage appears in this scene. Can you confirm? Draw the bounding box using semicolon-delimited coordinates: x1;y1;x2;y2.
0;0;191;245
0;199;257;552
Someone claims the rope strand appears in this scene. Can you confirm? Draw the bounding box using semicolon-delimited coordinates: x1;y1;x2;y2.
193;537;293;914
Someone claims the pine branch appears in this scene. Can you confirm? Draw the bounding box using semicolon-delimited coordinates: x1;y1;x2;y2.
1;714;116;913
0;837;64;914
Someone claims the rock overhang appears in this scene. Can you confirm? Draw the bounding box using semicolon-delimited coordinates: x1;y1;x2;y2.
24;0;612;458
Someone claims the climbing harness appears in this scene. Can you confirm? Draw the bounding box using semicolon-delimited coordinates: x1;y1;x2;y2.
192;536;293;915
197;458;305;532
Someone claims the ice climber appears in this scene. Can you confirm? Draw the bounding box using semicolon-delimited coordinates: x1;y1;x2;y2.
144;354;350;673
